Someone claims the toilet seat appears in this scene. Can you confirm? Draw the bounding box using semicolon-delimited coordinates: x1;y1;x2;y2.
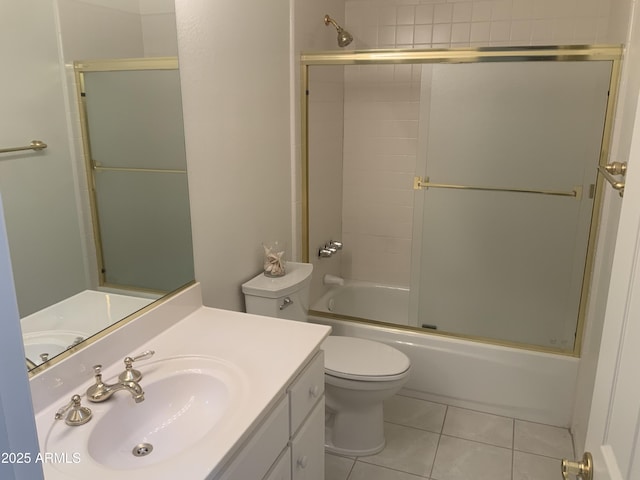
322;336;410;382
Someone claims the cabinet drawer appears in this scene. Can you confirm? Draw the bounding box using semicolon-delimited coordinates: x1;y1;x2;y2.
288;350;324;435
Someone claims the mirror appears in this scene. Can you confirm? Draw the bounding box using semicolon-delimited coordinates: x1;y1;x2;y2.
1;0;193;372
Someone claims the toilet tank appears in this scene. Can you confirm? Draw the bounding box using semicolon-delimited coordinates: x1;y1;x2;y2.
241;262;313;322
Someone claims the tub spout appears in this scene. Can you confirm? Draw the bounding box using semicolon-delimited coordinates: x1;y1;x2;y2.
323;274;345;286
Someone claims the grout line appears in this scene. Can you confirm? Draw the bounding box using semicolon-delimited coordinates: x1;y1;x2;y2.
511;418;515;480
354;459;431;479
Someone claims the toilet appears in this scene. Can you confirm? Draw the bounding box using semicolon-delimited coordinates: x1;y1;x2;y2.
242;262;410;456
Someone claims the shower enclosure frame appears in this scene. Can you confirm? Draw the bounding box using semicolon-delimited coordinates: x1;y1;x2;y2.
300;45;622;356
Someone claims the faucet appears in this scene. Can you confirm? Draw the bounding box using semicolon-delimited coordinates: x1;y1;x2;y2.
86;365;145;403
55;394;92;426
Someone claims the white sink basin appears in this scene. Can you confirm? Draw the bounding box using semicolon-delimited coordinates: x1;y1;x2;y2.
44;356;249;478
23;330;88;366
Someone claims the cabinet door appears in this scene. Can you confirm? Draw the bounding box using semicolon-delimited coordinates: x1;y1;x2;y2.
291;398;325;480
217;397;289;480
264;448;292;480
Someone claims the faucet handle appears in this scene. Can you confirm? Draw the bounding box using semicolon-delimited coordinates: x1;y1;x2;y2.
92;364;103;380
119;350;155;382
55;394;92;426
329;240;343;250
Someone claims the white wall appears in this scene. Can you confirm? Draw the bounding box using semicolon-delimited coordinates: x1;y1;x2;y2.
175;0;292;311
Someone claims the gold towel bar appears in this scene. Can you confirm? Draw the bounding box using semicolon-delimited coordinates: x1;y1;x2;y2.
0;140;47;154
413;176;580;198
94;166;186;174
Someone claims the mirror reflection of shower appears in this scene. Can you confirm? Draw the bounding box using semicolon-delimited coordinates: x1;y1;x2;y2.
324;14;353;48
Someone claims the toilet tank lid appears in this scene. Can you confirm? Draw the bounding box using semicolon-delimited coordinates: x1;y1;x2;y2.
241;262;313;298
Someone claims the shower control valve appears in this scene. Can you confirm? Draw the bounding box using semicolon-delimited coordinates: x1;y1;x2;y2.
319;240;344;258
329;240;343;250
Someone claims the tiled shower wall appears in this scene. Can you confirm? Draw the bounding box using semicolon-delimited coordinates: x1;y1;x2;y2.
340;0;613;286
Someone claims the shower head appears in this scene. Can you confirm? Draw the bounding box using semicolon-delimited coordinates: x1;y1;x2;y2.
324;14;353;48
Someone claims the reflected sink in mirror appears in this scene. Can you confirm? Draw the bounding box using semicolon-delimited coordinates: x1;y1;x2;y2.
44;356;249;478
23;330;88;367
22;290;157;368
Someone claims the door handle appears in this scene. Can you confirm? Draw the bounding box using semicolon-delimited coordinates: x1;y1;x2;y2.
561;452;592;480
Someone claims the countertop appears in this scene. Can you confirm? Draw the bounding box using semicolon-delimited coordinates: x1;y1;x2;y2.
33;300;330;479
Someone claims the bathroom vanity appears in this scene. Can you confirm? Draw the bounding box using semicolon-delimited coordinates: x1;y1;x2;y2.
29;284;330;479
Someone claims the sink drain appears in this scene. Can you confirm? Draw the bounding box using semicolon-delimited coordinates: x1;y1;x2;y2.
132;443;153;457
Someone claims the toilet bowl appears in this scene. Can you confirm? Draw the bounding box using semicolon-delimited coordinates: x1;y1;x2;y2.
241;262;411;456
323;335;410;455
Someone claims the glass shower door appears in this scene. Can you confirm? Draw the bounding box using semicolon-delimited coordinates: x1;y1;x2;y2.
411;60;613;351
82;66;194;293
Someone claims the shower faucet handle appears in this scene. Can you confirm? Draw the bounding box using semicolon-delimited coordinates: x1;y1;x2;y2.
329;240;343;250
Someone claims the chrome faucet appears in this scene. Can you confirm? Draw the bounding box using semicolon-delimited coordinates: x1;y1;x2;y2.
86;365;145;403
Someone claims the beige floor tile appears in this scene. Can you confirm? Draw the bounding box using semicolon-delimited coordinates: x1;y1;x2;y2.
326;453;355;480
514;420;574;459
442;406;513;448
513;450;563;480
358;422;439;477
384;395;447;433
431;435;512;480
348;461;429;480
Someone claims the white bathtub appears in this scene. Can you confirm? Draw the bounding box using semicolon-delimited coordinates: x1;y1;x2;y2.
313;281;409;325
310;282;578;427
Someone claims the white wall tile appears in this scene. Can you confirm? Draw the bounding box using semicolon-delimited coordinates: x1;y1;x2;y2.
397;25;416;44
453;3;473;22
433;23;452;42
434;3;454;23
471;21;492;42
416;4;435;24
472;1;493;22
397;5;416;24
490;20;511;42
452;22;471;44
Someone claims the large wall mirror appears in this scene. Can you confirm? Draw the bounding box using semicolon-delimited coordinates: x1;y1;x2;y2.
1;0;193;373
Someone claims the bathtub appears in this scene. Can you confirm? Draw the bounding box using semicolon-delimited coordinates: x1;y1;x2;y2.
313;281;410;325
309;282;579;427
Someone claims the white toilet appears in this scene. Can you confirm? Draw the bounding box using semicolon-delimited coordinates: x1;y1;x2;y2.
242;262;410;456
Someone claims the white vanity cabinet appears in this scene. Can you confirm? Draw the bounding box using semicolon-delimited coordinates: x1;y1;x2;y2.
217;350;325;480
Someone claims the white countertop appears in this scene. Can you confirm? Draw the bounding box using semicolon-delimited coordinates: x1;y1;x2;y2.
32;286;330;479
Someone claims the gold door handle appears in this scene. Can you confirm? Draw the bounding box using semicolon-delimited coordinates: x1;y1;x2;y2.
561;452;592;480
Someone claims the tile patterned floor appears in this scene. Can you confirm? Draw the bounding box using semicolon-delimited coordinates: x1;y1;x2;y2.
325;394;575;480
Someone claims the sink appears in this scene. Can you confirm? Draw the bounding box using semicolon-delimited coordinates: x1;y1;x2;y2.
44;355;249;478
23;330;88;366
